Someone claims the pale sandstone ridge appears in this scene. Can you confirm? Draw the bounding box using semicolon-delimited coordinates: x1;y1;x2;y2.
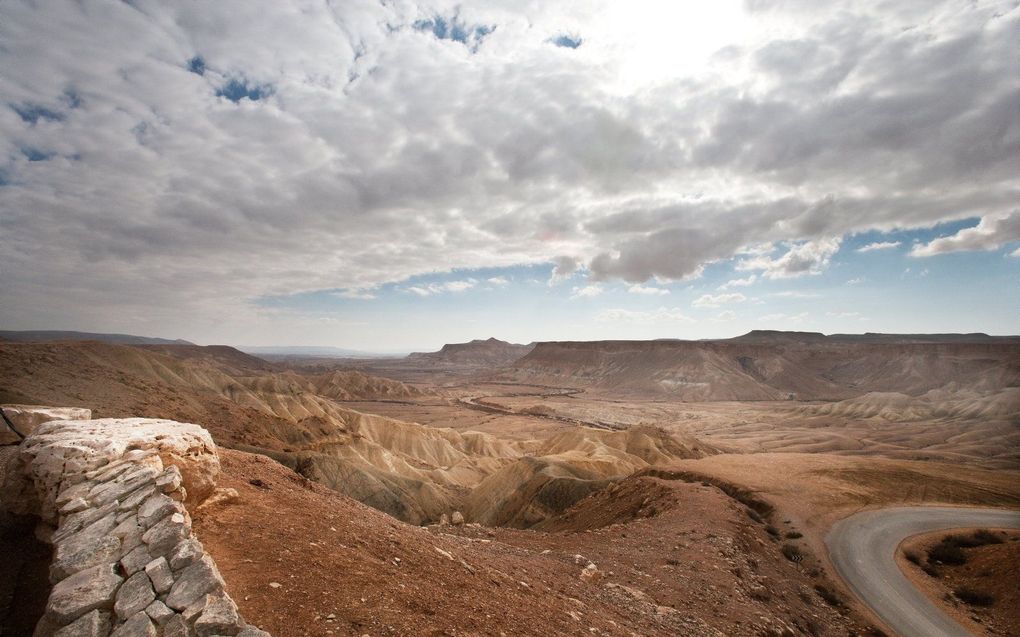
1;414;269;637
0;404;92;444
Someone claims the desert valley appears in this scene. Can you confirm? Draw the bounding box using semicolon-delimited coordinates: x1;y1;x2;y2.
3;2;1019;636
1;330;1017;637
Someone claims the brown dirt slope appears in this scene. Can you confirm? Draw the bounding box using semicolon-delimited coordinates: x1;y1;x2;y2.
898;529;1020;637
196;449;876;637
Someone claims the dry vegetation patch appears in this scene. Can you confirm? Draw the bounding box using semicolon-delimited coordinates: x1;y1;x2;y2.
898;528;1020;637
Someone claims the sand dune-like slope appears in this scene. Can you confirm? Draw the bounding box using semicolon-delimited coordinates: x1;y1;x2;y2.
0;341;507;523
504;332;1020;399
465;426;715;527
795;387;1020;421
1;341;717;526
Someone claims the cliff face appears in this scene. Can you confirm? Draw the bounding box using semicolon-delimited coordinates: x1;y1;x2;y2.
407;337;534;367
504;335;1020;400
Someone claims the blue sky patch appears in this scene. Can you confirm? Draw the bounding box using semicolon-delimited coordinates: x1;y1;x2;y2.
22;147;54;162
63;88;82;109
187;56;206;75
216;77;272;103
551;34;582;49
413;14;495;51
11;103;64;124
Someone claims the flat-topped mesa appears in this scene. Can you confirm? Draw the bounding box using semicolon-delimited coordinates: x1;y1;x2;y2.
2;415;268;637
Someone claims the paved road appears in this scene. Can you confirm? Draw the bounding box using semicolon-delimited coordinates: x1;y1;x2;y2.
826;506;1020;637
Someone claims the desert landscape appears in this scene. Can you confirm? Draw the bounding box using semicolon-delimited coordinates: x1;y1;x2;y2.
3;2;1019;636
1;330;1018;636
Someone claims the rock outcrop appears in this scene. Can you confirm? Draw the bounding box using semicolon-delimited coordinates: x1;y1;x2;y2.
0;404;92;444
1;414;267;637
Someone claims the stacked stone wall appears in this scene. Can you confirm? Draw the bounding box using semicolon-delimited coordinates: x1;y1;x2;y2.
1;414;269;637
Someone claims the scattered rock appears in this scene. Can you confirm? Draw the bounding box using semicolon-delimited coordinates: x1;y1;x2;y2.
168;538;204;571
114;571;156;621
144;600;175;625
196;487;240;511
165;555;225;611
194;591;243;636
46;563;123;625
52;609;111;637
141;512;190;556
109;610;156;637
144;557;174;595
451;511;465;526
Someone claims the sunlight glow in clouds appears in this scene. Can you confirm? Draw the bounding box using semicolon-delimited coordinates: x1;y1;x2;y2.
0;0;1017;348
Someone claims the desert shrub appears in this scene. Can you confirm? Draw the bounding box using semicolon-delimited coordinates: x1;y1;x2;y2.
814;584;842;607
904;550;921;565
747;508;764;523
781;543;803;562
969;529;1004;546
927;540;966;565
921;563;940;577
954;587;995;607
785;531;803;539
766;525;780;538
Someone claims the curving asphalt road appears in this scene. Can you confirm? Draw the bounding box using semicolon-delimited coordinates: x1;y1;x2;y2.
826;506;1020;637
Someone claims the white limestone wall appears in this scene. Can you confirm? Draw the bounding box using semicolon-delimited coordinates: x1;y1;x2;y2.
2;416;269;637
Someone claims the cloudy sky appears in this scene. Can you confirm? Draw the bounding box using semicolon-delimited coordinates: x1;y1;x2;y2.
1;0;1017;351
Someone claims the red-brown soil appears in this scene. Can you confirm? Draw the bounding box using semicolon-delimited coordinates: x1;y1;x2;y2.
898;529;1020;637
195;450;876;637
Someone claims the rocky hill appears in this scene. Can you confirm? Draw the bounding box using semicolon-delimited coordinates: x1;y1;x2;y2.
407;337;534;367
0;341;713;527
502;332;1020;400
0;330;193;346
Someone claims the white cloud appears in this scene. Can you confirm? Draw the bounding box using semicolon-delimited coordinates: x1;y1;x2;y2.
333;289;377;300
487;276;509;286
718;275;756;290
910;213;1020;257
596;307;695;324
857;241;901;252
737;238;842;279
826;311;861;318
405;279;477;296
548;256;580;286
771;290;821;298
570;284;603;299
715;310;736;321
846;277;865;285
693;293;746;308
628;284;670;296
0;2;1016;341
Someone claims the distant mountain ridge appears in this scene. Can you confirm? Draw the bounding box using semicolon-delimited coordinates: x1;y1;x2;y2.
0;330;193;345
502;331;1020;400
407;337;535;367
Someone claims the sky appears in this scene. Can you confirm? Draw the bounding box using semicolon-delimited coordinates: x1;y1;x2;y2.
0;0;1017;351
